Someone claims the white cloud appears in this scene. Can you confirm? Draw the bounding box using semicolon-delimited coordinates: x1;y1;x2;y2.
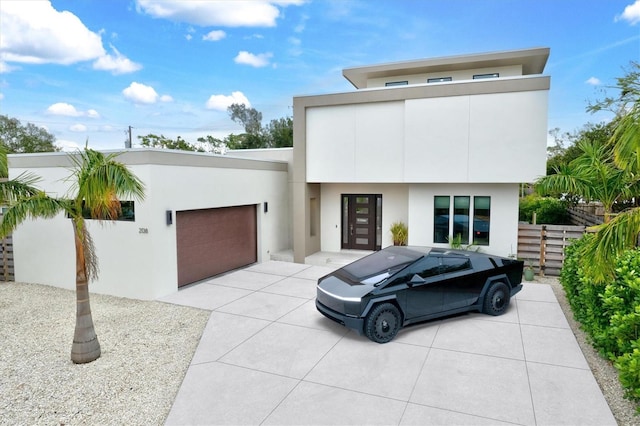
586;77;602;85
205;91;250;111
46;102;100;117
0;1;105;65
0;1;141;75
70;124;87;132
160;94;174;102
92;45;142;75
136;0;305;27
185;34;193;41
617;0;640;25
47;102;82;117
203;30;226;41
122;82;160;104
234;51;273;67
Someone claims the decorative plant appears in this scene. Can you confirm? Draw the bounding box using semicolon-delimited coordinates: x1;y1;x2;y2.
390;221;408;246
447;233;480;252
524;260;536;281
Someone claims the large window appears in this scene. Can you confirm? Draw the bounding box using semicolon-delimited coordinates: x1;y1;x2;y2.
433;196;491;246
473;196;491;245
75;200;136;221
453;196;470;244
433;196;450;243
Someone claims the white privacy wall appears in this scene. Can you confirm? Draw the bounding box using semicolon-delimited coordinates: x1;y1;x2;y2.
10;154;289;300
306;90;547;184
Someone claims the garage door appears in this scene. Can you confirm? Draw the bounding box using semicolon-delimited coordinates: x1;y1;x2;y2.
176;205;257;287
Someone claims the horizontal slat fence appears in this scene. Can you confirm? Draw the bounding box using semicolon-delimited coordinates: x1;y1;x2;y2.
517;224;586;276
568;207;604;227
0;234;13;282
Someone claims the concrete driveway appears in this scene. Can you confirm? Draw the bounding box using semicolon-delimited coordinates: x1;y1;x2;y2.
159;260;615;425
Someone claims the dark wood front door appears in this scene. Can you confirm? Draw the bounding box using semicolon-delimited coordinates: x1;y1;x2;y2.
342;194;380;250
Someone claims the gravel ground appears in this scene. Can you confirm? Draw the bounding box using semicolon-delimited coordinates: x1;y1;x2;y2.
0;282;209;426
535;276;640;426
1;279;639;425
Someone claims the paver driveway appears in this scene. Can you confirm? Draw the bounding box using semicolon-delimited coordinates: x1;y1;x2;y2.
160;261;616;425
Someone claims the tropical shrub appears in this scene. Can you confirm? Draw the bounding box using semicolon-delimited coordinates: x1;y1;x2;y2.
519;195;570;224
561;237;640;409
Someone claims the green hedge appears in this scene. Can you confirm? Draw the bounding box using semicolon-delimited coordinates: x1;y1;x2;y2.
519;195;570;224
561;236;640;409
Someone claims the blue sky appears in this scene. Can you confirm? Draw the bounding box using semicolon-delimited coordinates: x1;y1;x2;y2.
1;0;639;151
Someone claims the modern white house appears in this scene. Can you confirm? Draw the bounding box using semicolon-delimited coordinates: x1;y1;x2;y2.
7;47;549;300
292;47;550;263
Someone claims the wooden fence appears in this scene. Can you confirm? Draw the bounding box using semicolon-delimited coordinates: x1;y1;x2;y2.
0;233;14;282
517;224;586;277
568;207;604;227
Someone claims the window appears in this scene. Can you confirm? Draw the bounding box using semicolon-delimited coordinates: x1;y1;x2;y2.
453;196;470;244
473;73;499;79
385;81;408;86
433;196;491;246
441;257;471;274
433;196;450;243
75;200;136;221
427;77;452;83
473;196;490;245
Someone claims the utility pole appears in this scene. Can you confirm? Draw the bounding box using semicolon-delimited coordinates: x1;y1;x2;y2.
125;125;133;148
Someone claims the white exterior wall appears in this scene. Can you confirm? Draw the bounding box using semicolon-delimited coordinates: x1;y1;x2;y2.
10;157;289;300
408;183;520;257
319;184;409;252
306;89;547;184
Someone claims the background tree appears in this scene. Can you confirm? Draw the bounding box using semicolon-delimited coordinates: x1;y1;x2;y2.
226;103;293;149
0;115;60;153
265;116;293;148
138;134;204;152
0;148;145;363
571;62;640;282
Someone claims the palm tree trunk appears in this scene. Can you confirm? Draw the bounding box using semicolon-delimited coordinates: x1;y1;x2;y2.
70;221;101;364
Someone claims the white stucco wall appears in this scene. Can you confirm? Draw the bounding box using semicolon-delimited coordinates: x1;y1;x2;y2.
9;151;289;300
306;90;547;184
319;183;409;252
408;183;520;257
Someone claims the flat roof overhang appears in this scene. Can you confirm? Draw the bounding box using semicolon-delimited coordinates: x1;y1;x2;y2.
342;47;550;89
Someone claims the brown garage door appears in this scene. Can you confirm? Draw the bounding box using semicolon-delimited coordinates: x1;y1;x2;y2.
176;205;257;287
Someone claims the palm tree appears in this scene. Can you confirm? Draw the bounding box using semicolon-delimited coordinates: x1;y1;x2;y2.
576;62;640;282
0;148;145;363
535;139;639;222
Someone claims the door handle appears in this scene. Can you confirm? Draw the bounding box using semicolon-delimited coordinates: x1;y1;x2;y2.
349;224;354;236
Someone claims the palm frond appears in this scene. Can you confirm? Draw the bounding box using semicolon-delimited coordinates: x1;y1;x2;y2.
612;103;640;172
0;171;42;204
580;207;640;283
0;144;8;179
0;193;70;237
67;148;145;221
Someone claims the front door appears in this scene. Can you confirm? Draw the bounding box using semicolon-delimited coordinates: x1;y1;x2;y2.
342;194;380;250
